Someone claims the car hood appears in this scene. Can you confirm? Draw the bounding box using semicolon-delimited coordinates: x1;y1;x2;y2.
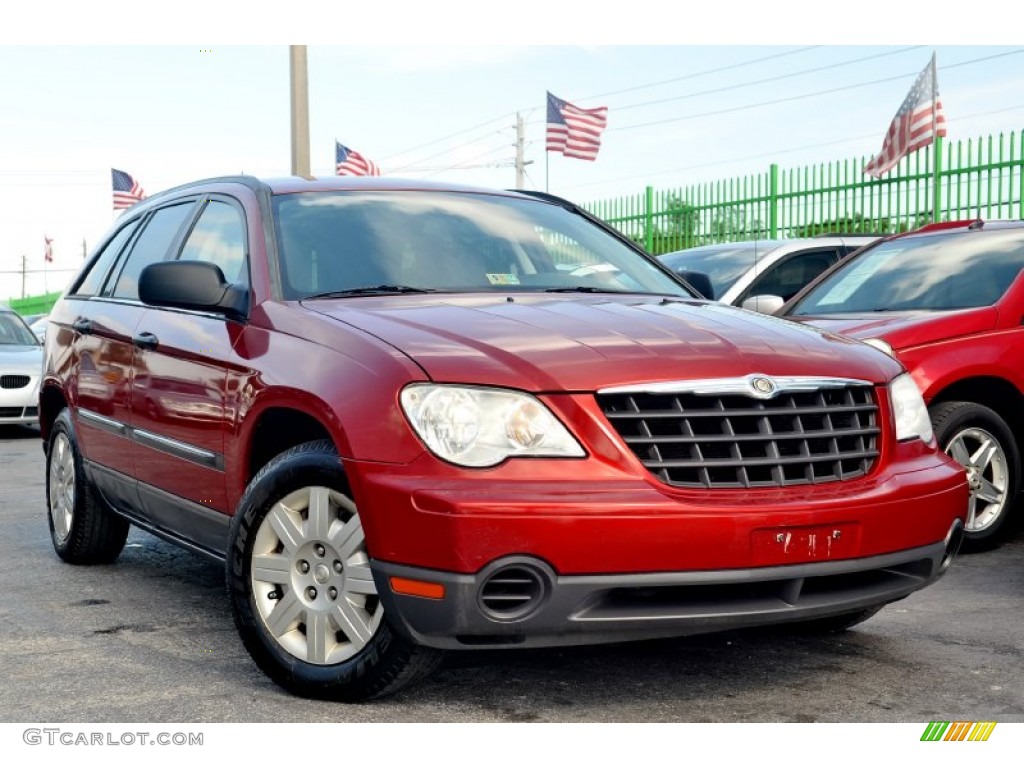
0;345;43;374
785;307;997;350
306;294;902;391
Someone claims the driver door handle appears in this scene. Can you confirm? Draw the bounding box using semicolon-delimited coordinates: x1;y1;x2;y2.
132;331;159;350
72;318;93;334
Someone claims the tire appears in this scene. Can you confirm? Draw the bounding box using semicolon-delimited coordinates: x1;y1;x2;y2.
788;605;885;634
930;401;1020;552
46;408;130;564
226;440;443;701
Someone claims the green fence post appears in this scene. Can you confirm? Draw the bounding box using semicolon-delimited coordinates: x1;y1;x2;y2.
933;135;943;223
644;185;654;252
769;164;778;239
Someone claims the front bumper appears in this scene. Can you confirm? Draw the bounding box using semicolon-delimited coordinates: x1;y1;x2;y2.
0;376;40;425
373;522;963;650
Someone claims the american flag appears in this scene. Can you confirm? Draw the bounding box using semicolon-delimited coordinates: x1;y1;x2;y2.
44;236;53;263
546;92;609;162
863;53;947;178
336;142;381;177
112;168;146;209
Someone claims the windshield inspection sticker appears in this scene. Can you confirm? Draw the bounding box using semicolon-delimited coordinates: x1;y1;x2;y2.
486;273;520;285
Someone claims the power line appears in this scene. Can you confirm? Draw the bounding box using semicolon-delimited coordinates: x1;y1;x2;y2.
377;112;516;163
574;46;823;102
378;47;828;173
560;103;1024;193
608;48;1024;134
603;46;925;115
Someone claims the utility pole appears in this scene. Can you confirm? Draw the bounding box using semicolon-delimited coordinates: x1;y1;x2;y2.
290;45;311;179
514;112;533;189
82;238;87;260
21;255;27;298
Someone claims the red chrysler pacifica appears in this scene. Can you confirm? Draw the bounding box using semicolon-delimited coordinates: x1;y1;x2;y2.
41;177;967;700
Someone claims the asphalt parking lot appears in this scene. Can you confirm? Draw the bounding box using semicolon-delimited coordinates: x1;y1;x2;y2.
1;423;1021;723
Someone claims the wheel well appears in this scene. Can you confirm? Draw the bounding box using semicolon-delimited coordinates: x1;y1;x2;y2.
930;377;1024;437
246;408;335;484
39;385;68;444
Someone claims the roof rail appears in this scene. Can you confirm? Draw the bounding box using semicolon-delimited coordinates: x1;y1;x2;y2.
913;219;983;233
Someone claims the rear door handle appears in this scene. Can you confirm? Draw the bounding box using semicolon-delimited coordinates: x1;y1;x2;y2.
72;318;93;334
132;331;159;350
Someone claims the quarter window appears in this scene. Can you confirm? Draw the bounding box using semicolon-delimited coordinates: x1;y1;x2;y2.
72;219;141;297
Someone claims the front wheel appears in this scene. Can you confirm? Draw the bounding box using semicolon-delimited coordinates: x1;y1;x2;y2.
227;440;442;701
930;401;1020;552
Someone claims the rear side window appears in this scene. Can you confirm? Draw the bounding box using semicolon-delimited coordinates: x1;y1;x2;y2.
109;203;195;300
72;219;141;297
178;200;249;286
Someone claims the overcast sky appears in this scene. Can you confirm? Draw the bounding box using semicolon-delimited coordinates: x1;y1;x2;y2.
2;3;1022;299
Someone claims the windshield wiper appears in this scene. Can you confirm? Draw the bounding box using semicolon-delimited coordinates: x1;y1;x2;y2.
303;285;438;299
543;286;634;294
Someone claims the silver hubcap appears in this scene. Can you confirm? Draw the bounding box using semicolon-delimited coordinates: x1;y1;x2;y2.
944;427;1009;533
49;433;75;543
251;486;382;665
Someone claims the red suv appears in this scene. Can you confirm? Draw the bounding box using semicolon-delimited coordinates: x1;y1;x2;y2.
781;220;1024;550
41;177;966;700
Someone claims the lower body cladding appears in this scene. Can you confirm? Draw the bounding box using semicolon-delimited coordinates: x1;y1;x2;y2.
373;522;964;650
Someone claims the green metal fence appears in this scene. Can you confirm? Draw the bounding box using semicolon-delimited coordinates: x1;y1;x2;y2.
6;291;61;316
585;131;1024;255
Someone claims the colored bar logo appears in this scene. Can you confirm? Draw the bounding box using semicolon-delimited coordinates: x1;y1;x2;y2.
921;721;997;741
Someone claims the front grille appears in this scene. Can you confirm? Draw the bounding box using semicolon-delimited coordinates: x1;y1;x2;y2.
1;375;30;389
597;384;880;489
0;407;24;418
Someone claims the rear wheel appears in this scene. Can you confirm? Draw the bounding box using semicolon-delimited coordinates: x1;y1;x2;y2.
46;408;129;564
227;440;442;701
930;401;1020;552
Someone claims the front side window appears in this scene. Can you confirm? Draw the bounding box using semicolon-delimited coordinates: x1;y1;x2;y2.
660;242;788;299
178;200;249;286
742;249;838;303
109;203;195;300
791;230;1024;315
272;191;691;300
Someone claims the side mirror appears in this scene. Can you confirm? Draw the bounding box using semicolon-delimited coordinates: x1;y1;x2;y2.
676;269;715;300
741;294;785;314
139;261;248;321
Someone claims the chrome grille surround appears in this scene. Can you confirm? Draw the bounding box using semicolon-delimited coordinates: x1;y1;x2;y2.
597;376;881;489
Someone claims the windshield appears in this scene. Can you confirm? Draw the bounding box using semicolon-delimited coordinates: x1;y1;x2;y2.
272;191;693;300
659;242;787;299
790;230;1024;315
0;313;38;346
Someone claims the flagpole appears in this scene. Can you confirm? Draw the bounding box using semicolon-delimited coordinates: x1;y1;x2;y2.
545;151;549;193
931;52;942;224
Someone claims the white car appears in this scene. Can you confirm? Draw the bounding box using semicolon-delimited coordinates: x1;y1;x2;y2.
0;309;42;426
658;235;880;312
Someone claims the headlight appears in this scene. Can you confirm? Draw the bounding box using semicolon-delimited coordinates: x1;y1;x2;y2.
889;373;933;443
863;337;895;357
400;384;585;467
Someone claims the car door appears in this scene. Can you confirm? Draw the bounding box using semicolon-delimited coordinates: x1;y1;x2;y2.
129;197;250;554
66;203;196;511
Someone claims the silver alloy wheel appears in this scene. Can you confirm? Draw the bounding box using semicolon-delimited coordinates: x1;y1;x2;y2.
49;432;76;543
250;486;383;665
944;426;1009;533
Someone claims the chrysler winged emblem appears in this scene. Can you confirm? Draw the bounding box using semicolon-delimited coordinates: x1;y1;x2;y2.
748;375;777;398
